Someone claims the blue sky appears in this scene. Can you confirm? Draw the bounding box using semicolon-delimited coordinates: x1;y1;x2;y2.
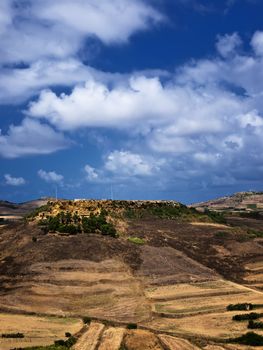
1;0;263;204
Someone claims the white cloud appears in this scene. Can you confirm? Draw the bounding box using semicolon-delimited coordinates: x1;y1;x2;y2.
84;165;99;181
0;0;12;35
38;169;64;184
0;0;163;65
35;0;163;44
25;32;263;189
4;174;26;186
27;76;177;130
0;59;95;104
251;31;263;56
105;150;156;176
0;118;69;158
216;32;242;58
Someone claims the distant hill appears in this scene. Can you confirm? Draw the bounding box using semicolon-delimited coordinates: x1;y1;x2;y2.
192;191;263;212
0;198;53;219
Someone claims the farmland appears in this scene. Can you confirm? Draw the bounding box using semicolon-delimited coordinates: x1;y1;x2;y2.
1;196;263;348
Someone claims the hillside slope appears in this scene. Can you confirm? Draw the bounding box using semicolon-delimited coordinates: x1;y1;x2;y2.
1;199;263;348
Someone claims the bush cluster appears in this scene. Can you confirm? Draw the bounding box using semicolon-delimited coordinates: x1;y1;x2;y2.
39;211;117;237
248;320;263;329
82;316;91;324
82;213;117;237
229;332;263;346
227;303;253;311
126;323;137;329
232;312;263;321
204;208;226;224
54;336;76;348
2;332;24;338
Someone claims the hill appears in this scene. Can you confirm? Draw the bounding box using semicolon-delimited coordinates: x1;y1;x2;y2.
192;191;263;213
1;198;263;349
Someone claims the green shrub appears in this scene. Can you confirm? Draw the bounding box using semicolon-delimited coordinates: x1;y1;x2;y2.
215;231;230;239
65;332;71;338
128;237;145;245
54;336;76;348
126;323;137;329
248;320;263;329
82;214;117;237
232;312;263;321
247;229;263;238
204;209;226;224
227;303;253;311
2;332;24;338
229;332;263;346
82;316;91;324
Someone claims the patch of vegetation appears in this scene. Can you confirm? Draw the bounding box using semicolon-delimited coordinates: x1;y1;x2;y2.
240;211;263;219
227;303;253;311
124;202;207;221
248;320;263;329
82;316;91;324
232;312;263;321
247;229;263;238
228;332;263;346
38;211;117;237
0;218;5;225
127;237;145;245
126;323;137;329
204;208;226;224
82;213;117;237
54;337;76;347
2;332;24;338
214;231;231;239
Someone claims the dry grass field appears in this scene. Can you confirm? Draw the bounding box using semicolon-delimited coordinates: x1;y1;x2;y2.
0;259;149;323
144;279;263;338
0;313;82;350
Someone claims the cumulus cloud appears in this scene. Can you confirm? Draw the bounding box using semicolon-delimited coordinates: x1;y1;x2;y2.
251;31;263;56
27;77;178;130
4;174;26;186
84;165;99;181
0;0;163;65
38;169;64;185
0;59;95;104
216;32;242;57
105;150;156;177
0;118;69;158
26;30;263;187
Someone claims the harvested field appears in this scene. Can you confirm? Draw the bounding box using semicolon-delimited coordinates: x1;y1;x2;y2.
244;260;263;290
0;313;82;350
123;329;163;350
74;322;105;350
158;334;201;349
0;259;149;322
144;279;263;338
98;326;125;350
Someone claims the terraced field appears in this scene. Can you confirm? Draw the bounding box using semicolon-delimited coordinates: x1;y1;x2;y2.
0;259;148;322
244;260;263;290
0;313;82;350
144;279;263;338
